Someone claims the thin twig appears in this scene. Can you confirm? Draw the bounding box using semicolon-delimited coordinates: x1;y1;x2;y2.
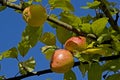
0;0;23;10
97;0;120;32
47;16;84;36
5;69;52;80
5;54;120;80
115;13;119;25
0;0;85;36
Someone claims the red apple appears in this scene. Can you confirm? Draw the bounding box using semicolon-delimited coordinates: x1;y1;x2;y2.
50;49;74;73
64;36;87;52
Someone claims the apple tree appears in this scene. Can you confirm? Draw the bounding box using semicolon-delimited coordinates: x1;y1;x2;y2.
0;0;120;80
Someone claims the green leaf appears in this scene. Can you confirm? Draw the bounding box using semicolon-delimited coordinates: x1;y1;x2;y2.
8;0;17;2
87;34;97;39
74;50;100;63
110;8;119;16
78;62;89;77
116;34;120;40
81;48;107;56
0;55;2;61
0;47;18;60
41;46;57;60
0;76;5;80
88;63;102;80
18;25;43;57
80;23;92;33
81;1;101;9
27;0;33;5
18;57;36;75
103;1;117;16
80;54;101;62
97;33;111;43
112;42;120;52
97;44;114;56
80;15;92;23
49;0;74;11
33;0;42;2
0;6;6;12
106;74;120;80
22;2;32;9
64;70;76;80
40;32;56;45
18;41;31;57
14;9;22;14
46;78;52;80
111;35;119;42
102;59;120;72
87;41;96;48
60;12;81;27
56;27;72;44
91;17;108;36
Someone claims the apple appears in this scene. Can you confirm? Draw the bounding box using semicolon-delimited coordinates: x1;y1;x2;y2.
50;49;74;73
22;5;47;27
64;36;87;52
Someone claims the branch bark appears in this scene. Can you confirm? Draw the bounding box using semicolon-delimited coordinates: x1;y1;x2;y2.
0;0;84;36
47;16;84;36
0;0;23;10
97;0;120;32
0;0;119;33
5;54;120;80
5;69;52;80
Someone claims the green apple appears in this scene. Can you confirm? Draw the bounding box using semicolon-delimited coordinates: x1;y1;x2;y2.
22;5;47;27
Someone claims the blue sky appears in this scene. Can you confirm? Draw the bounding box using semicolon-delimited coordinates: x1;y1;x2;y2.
0;0;120;80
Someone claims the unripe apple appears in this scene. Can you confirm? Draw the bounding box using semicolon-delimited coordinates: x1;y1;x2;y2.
64;36;87;52
22;5;47;27
50;49;74;73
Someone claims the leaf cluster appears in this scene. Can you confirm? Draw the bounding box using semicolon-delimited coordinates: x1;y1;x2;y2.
0;0;120;80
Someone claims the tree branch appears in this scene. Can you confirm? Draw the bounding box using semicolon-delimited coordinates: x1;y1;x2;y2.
0;0;120;80
115;13;119;25
47;16;84;36
5;54;120;80
0;0;119;34
97;0;120;32
0;0;85;36
0;0;23;10
5;69;52;80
